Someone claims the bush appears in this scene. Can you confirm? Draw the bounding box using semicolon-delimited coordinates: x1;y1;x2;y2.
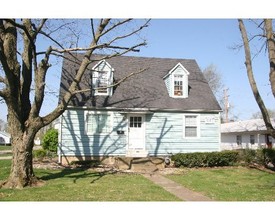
237;149;265;165
42;128;58;152
171;151;239;168
33;149;47;160
263;148;275;167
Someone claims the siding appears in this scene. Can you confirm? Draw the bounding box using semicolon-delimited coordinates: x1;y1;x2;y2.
145;112;220;155
60;109;127;156
60;109;220;157
221;133;275;150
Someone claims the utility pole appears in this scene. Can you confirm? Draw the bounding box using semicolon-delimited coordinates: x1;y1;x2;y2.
223;88;230;123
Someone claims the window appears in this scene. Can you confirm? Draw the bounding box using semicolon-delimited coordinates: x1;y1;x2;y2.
184;115;199;138
236;135;242;145
86;112;112;134
174;74;183;96
250;135;255;145
130;116;142;128
93;70;111;95
92;60;113;96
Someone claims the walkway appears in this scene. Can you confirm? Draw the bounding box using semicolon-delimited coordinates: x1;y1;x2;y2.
143;173;213;201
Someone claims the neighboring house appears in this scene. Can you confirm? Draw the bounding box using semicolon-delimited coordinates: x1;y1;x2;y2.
0;131;11;145
221;118;275;150
58;53;222;164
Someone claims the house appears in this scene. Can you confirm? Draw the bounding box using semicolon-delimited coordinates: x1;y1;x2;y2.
58;53;222;165
221;118;275;150
0;131;11;145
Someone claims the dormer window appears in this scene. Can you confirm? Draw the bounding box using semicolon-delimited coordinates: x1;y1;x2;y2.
92;60;113;96
163;63;190;98
174;74;183;96
96;71;108;94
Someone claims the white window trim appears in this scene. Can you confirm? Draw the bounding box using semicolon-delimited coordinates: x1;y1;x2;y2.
183;114;200;138
85;111;113;135
171;73;185;98
92;60;114;96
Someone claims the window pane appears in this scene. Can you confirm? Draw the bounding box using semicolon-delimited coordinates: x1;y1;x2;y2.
250;135;255;145
130;117;142;128
185;116;197;126
185;127;197;137
236;135;242;145
184;116;198;137
87;114;110;133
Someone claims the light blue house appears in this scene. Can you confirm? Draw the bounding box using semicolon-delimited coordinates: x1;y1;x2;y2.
58;53;221;164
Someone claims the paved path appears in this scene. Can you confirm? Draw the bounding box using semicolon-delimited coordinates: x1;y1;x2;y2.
143;173;213;201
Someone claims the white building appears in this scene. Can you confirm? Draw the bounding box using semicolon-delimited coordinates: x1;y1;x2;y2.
0;131;11;145
221;118;275;150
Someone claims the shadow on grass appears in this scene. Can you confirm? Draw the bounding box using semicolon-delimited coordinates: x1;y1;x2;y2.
38;167;118;184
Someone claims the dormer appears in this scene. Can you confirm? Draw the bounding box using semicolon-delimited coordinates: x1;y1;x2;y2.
92;60;114;96
163;63;190;98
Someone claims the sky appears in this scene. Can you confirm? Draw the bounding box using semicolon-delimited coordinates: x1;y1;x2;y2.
0;18;274;122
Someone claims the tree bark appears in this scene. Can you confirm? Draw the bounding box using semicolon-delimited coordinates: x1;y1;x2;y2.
264;19;275;98
1;110;41;188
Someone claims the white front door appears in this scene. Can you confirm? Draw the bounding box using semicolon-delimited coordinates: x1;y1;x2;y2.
128;115;145;150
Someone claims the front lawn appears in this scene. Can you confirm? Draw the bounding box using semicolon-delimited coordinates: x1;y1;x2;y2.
0;160;180;201
166;167;275;201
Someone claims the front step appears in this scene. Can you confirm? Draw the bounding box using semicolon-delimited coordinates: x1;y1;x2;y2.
125;149;149;157
116;157;164;173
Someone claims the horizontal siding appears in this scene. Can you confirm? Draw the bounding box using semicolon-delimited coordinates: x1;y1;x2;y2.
60;110;127;156
60;109;220;157
145;112;220;156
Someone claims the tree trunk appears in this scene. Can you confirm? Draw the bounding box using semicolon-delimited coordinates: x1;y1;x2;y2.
1;111;41;188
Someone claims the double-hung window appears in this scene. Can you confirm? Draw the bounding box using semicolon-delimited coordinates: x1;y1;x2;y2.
174;74;183;96
184;115;199;138
86;112;112;134
92;60;113;96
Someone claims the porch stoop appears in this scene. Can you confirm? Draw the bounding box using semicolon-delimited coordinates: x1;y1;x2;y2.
115;157;165;173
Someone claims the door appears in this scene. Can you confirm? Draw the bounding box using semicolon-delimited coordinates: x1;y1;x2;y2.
128;115;145;150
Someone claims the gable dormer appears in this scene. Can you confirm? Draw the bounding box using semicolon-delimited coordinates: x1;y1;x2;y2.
163;63;190;98
92;60;114;96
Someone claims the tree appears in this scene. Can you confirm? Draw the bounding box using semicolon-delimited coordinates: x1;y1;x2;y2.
0;19;149;188
202;64;224;97
251;109;275;119
238;19;275;138
202;64;237;122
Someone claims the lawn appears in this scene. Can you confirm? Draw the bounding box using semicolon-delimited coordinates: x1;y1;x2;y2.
0;160;180;201
0;145;11;151
166;167;275;201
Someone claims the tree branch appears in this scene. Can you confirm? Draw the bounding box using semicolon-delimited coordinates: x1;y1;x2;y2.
73;67;148;95
238;19;275;136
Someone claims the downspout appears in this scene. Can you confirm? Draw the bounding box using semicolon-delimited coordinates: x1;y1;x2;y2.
58;114;63;164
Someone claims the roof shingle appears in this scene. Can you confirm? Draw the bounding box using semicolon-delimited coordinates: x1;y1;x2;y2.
59;53;221;111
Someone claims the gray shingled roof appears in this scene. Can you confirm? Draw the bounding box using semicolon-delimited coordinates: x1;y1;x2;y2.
59;53;221;111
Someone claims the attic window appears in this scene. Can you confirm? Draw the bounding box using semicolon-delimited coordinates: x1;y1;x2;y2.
92;60;113;96
97;71;108;94
163;63;190;98
174;74;183;96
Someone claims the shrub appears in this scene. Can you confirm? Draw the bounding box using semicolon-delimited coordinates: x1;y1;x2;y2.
237;149;264;165
42;128;58;152
263;148;275;167
171;151;239;168
33;149;47;160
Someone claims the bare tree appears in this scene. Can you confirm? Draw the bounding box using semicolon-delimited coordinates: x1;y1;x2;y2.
202;64;224;97
0;19;149;188
238;19;275;138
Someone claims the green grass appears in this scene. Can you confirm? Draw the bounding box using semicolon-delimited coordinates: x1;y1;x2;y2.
0;160;180;201
166;167;275;201
0;145;11;151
